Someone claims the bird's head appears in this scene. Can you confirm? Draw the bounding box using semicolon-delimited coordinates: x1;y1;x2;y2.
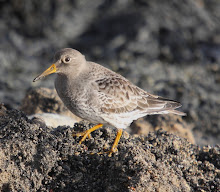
33;48;86;82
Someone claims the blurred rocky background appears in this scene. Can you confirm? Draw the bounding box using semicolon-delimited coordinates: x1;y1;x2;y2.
1;0;219;146
0;0;220;191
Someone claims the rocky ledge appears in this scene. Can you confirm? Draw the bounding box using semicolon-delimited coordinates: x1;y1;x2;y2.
0;104;219;192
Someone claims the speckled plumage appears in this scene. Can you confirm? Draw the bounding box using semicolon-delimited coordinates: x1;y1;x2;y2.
35;48;185;130
33;48;185;155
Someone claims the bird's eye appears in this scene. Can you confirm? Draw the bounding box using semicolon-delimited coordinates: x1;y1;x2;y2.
64;57;71;63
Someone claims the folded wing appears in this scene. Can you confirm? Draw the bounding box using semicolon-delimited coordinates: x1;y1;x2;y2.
93;76;185;116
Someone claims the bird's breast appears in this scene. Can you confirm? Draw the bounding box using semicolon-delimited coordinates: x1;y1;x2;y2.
56;75;77;97
55;75;96;118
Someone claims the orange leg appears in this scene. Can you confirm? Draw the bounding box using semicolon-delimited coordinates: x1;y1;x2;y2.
73;124;103;144
108;129;123;157
73;124;123;157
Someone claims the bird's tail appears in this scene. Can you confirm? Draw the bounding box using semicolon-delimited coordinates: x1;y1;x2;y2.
167;109;186;116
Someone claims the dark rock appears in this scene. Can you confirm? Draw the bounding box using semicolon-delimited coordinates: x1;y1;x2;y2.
21;87;67;115
1;1;220;190
131;114;195;144
21;87;81;121
0;108;219;191
0;103;7;116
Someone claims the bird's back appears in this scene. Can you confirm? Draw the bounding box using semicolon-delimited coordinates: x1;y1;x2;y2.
83;62;185;129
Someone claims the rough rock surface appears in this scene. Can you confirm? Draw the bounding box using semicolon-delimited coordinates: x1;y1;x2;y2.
0;107;219;192
0;1;220;191
21;87;81;121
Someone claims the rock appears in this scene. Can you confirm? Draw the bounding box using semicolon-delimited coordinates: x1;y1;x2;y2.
0;103;7;116
29;113;78;128
21;87;81;122
0;108;219;192
131;115;195;144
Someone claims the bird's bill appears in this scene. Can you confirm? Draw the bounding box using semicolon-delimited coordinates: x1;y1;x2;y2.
33;64;56;82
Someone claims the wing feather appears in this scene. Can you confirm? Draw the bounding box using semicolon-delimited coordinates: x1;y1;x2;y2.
92;75;182;115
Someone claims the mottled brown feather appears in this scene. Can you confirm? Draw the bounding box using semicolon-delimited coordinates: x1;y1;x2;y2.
95;76;181;114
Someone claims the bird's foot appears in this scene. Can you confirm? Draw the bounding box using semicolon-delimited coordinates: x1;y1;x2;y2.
95;146;118;157
108;129;123;156
107;147;118;157
72;130;92;143
97;129;123;157
73;125;122;157
73;123;103;144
